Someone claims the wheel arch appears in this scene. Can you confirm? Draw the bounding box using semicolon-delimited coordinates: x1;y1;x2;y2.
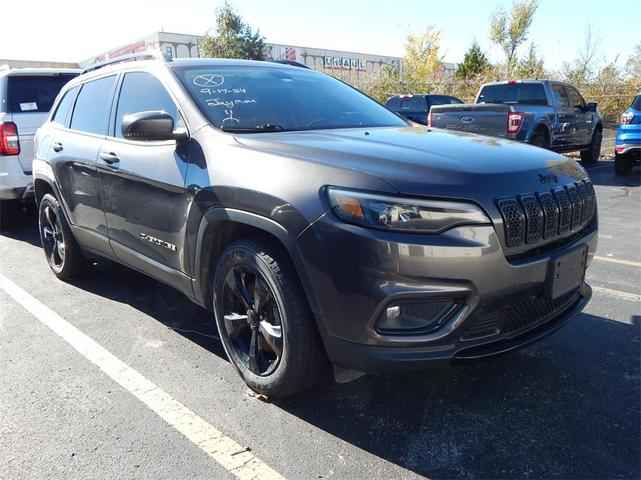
193;208;322;320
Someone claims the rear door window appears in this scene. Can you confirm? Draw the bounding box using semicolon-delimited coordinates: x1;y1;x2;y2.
6;74;77;113
114;72;178;138
70;75;117;135
51;87;78;127
552;84;571;107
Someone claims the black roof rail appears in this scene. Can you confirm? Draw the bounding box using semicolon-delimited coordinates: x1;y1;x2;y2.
81;50;171;74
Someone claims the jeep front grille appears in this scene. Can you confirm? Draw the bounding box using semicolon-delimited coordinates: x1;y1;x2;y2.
497;180;596;248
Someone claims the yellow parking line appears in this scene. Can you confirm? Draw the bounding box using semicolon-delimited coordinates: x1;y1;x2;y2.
0;272;285;480
594;255;641;268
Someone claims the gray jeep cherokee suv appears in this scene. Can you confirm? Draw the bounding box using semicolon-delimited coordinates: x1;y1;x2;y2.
33;53;598;398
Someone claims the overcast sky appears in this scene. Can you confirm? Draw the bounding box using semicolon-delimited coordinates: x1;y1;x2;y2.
2;0;638;70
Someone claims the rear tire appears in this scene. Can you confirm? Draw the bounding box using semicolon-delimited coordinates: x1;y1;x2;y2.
38;193;90;279
0;200;18;232
212;237;327;398
580;129;602;164
614;153;633;175
530;130;549;149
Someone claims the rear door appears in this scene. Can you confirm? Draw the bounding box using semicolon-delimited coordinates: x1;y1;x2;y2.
99;70;191;274
49;75;116;252
6;73;77;174
550;83;574;148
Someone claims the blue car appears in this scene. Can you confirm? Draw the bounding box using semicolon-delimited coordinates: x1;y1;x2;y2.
615;94;641;174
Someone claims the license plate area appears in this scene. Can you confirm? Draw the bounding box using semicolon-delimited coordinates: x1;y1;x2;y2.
545;245;588;299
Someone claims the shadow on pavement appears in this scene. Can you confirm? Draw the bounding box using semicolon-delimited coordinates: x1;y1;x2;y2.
277;313;640;479
583;160;641;187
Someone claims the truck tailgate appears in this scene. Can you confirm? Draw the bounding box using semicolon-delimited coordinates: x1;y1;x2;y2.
430;104;510;137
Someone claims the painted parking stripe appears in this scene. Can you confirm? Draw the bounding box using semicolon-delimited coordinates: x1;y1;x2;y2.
0;272;285;480
594;255;641;268
592;285;641;302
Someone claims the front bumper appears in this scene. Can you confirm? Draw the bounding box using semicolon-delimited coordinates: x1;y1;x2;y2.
297;214;597;373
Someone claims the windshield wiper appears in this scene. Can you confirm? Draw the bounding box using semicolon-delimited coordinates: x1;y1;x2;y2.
220;123;286;133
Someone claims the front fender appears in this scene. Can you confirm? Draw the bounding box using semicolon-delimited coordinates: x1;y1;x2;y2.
192;207;323;320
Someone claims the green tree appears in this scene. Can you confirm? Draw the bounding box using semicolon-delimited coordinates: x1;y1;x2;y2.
562;25;601;85
200;2;265;60
490;0;539;74
515;43;546;78
402;25;444;91
455;41;490;79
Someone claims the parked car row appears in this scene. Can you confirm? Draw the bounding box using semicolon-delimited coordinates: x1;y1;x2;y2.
386;80;638;176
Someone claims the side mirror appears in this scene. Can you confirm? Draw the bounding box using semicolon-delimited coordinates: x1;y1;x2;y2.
586;102;597;112
121;111;188;142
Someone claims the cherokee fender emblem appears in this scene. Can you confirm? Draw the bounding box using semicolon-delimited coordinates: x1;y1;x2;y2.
538;173;558;184
140;233;177;252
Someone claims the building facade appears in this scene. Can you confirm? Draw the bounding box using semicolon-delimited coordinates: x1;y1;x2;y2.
80;31;456;85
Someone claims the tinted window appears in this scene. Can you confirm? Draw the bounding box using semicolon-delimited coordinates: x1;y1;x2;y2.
385;97;401;110
477;83;546;105
567;87;586;109
174;66;407;131
115;72;178;138
51;87;78;126
633;95;641;111
400;96;426;111
70;76;116;135
552;84;570;107
6;74;77;113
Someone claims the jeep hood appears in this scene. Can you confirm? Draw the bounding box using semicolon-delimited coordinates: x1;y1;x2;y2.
233;126;588;200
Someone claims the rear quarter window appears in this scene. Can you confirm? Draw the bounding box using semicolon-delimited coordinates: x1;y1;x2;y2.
632;95;641;111
51;87;78;126
6;74;77;113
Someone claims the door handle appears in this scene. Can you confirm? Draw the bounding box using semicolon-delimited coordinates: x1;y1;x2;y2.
99;152;120;165
52;142;63;152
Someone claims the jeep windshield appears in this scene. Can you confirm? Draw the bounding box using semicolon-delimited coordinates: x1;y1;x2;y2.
173;65;407;132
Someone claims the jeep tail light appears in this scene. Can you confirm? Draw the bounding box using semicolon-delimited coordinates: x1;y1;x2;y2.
620;112;634;125
0;122;20;156
507;112;523;134
427;110;433;127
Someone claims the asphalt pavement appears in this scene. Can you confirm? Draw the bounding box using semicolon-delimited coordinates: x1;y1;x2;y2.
0;160;639;479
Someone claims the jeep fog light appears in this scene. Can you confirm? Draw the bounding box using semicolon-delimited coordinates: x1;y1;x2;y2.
377;300;460;335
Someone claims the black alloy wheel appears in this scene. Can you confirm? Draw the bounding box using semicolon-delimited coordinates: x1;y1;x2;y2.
41;202;66;272
38;193;89;279
213;238;327;398
221;266;283;376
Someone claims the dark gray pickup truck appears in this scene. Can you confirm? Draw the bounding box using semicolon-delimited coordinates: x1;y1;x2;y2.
429;80;603;163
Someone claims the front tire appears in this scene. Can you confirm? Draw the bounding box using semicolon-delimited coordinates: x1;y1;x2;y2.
212;238;326;398
581;129;602;164
614;153;633;175
38;193;90;279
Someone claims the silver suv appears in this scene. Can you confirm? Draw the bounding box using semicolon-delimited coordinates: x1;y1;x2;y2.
0;67;78;229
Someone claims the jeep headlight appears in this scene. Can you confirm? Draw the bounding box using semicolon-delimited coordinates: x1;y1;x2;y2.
327;187;490;233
